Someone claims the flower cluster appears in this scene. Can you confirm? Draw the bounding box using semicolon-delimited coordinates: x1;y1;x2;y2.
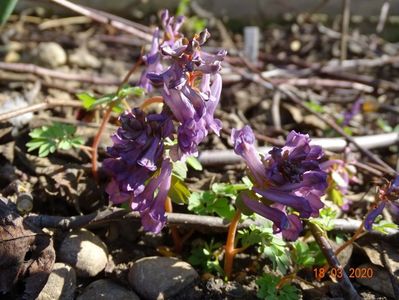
139;10;225;157
364;176;399;231
104;10;225;233
103;108;173;232
232;126;328;240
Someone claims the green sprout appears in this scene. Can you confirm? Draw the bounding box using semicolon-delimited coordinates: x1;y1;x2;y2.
188;239;224;275
256;273;299;300
188;182;247;220
26;123;83;157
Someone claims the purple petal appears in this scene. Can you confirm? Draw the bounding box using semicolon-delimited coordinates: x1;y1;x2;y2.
241;193;288;232
140;159;172;233
105;179;131;204
364;202;386;231
231;126;265;186
281;215;303;240
254;187;313;218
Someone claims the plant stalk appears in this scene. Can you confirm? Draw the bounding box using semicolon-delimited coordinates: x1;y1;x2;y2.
224;209;242;279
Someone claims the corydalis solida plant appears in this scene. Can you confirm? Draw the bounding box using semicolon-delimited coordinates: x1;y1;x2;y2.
103;10;225;233
232;126;328;240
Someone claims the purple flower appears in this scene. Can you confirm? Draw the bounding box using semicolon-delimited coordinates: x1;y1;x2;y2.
160;9;185;44
232;126;328;240
145;25;225;157
138;10;186;92
136;159;173;233
364;176;399;231
138;10;226;157
103;108;173;205
343;97;363;126
231;125;265;185
139;28;163;92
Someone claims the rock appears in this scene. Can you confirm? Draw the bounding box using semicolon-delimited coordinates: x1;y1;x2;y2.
5;51;20;63
58;229;108;277
128;256;199;300
37;262;76;300
69;47;101;68
77;279;140;300
36;42;67;68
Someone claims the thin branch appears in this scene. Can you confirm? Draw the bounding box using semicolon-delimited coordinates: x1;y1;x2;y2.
308;222;361;300
25;208;398;237
271;91;282;130
0;99;83;123
0;62;120;85
0;71;77;94
340;0;351;62
271;78;373;93
377;1;390;33
50;0;153;41
198;132;399;167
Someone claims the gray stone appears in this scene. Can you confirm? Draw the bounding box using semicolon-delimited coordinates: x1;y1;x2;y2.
36;42;67;68
69;47;101;68
77;279;140;300
58;229;108;277
128;256;198;300
36;262;76;300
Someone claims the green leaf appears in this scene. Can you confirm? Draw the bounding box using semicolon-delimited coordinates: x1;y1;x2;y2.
58;139;72;150
0;0;18;25
256;274;299;300
188;188;236;220
26;138;47;151
77;92;96;110
372;220;398;234
310;206;337;231
329;188;344;206
117;86;145;98
188;239;223;275
242;176;253;189
211;182;247;197
168;175;191;204
304;99;324;113
186;156;203;171
88;93;116;109
26;123;83;157
172;160;188;180
209;197;235;220
38;142;54;157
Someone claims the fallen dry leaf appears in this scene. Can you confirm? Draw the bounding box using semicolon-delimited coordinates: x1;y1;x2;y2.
0;196;55;299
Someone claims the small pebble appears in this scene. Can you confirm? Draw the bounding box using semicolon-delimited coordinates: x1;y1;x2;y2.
77;279;140;300
37;262;76;300
128;256;198;300
69;47;101;68
58;229;108;277
36;42;67;68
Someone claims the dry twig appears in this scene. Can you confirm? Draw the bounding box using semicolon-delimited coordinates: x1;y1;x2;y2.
0;99;83;123
0;62;120;85
51;0;153;41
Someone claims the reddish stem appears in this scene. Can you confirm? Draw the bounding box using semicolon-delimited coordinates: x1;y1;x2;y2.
165;197;183;253
91;106;113;181
335;220;365;256
224;209;242;279
139;96;164;110
90;58;142;181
